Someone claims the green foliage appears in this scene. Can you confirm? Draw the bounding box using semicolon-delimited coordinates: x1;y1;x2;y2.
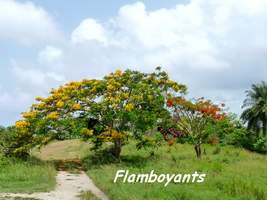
203;114;267;154
252;136;267;153
167;97;225;157
204;115;247;145
0;126;32;158
136;132;164;150
14;68;186;159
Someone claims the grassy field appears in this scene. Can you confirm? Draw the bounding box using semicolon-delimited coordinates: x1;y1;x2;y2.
0;156;56;193
1;139;267;200
82;142;267;200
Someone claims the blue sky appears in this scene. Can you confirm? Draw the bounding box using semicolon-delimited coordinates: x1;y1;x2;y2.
0;0;267;126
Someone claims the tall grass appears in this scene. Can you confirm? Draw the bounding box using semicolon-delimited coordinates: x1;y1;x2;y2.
0;156;56;193
84;142;267;200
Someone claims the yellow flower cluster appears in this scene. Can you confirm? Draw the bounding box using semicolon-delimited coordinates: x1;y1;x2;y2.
56;101;64;108
111;129;123;138
35;97;45;102
15;121;30;129
22;111;36;119
87;129;94;136
107;84;116;91
47;95;55;101
80;128;94;136
107;77;121;92
114;69;123;76
125;103;134;112
36;102;46;109
62;95;69;101
120;92;129;99
72;103;81;110
65;81;81;90
100;128;127;141
47;112;59;120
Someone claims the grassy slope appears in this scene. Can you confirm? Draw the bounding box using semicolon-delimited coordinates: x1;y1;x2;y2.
32;139;91;161
83;142;267;200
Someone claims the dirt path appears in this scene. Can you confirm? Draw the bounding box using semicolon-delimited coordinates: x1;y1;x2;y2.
0;171;109;200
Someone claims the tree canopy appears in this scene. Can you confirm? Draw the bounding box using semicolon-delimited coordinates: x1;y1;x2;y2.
166;96;225;157
15;67;186;159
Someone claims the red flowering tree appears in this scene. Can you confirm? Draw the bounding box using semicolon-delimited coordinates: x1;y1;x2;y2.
167;97;225;158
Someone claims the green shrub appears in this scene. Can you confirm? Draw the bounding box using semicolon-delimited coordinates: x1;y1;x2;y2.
0;126;32;158
252;136;267;153
203;115;267;154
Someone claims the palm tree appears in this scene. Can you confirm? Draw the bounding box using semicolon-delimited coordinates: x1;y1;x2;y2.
241;81;267;136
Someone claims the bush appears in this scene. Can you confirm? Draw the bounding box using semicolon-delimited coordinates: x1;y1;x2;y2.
0;126;32;158
204;116;247;145
202;115;267;154
253;136;267;153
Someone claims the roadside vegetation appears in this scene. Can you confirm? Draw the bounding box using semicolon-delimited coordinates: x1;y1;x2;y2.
79;191;100;200
0;155;56;193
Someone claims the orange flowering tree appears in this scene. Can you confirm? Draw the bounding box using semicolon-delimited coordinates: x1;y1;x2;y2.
15;67;186;159
167;97;225;158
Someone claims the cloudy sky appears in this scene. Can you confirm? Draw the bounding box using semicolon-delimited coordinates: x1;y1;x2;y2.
1;0;267;126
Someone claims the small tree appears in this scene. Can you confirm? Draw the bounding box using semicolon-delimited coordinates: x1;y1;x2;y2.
167;97;225;158
15;68;186;160
0;125;44;158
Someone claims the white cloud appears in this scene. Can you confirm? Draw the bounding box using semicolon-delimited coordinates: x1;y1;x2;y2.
12;66;46;85
62;0;267;76
63;0;267;113
38;46;63;62
12;61;66;87
2;0;267;125
0;0;60;44
0;62;66;125
71;18;107;44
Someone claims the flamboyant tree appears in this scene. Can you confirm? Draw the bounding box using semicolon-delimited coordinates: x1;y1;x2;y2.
15;68;186;159
167;97;225;158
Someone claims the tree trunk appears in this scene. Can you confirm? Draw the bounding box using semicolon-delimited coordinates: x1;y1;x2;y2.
262;113;267;137
113;138;122;161
194;144;202;158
